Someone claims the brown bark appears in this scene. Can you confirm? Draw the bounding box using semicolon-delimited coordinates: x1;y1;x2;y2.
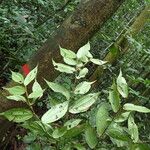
0;0;124;143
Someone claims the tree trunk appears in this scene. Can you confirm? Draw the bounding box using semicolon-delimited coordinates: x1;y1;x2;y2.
0;0;124;144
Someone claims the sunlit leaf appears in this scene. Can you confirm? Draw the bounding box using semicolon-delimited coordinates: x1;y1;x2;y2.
41;101;68;124
45;80;70;100
128;114;139;143
24;66;38;86
109;82;120;112
123;103;150;113
63;57;77;66
11;71;24;84
52;60;76;74
69;93;99;114
114;112;130;123
52;126;67;139
0;108;33;123
116;70;128;98
90;59;107;65
64;119;82;130
76;68;88;79
74;81;95;95
4;86;25;95
7;95;26;102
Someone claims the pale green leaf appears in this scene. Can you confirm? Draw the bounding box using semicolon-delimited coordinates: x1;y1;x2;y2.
76;68;88;79
114;112;130;123
7;95;26;102
63;57;77;66
60;46;76;59
77;42;90;59
116;70;128;98
64;119;82;130
52;127;67;138
52;60;76;74
11;71;24;84
0;108;33;123
109;82;120;112
85;125;98;149
32;80;42;92
28;91;44;99
123;103;150;113
69;93;99;114
96;103;110;136
24;66;38;86
128;115;139;143
45;80;70;100
74;81;95;95
41;101;68;124
90;59;107;65
4;86;25;95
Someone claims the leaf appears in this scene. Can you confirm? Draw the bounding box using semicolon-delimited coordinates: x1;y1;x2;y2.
74;81;94;95
64;119;82;130
69;92;99;114
116;70;128;98
24;66;38;86
11;71;24;84
123;103;150;113
52;60;76;74
63;57;77;66
45;80;70;100
73;143;86;150
109;82;121;112
76;68;88;79
85;125;98;149
77;42;90;59
90;59;107;65
128;115;139;143
7;95;26;102
0;108;33;123
52;126;67;138
63;123;86;139
60;46;76;59
114;112;130;123
4;86;26;95
28;80;44;99
107;124;130;141
41;101;68;124
96;103;110;136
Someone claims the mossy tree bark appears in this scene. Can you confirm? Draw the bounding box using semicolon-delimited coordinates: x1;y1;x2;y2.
0;0;125;143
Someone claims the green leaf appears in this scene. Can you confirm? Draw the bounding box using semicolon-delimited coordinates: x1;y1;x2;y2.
63;123;86;139
109;82;121;112
4;86;26;95
114;112;130;123
128;114;139;143
7;95;26;102
116;70;128;98
11;71;24;84
123;103;150;113
0;108;33;123
107;124;130;141
73;143;86;150
52;60;76;74
28;80;44;99
52;126;67;138
76;68;88;79
60;46;76;59
77;42;90;59
69;93;99;114
74;81;95;95
64;119;82;130
63;57;77;66
24;66;38;86
90;59;107;65
85;125;98;149
45;80;70;100
41;101;68;124
96;103;110;136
